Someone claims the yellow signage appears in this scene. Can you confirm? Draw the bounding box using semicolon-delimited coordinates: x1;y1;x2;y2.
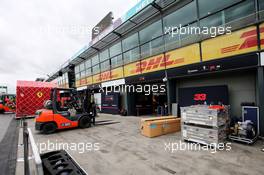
260;23;264;50
111;67;124;80
75;80;80;87
100;70;112;82
140;54;166;74
80;78;86;85
86;76;93;85
202;26;258;61
165;44;200;69
124;61;141;77
92;74;101;84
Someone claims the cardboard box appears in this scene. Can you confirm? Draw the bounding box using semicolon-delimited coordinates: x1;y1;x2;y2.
140;117;181;138
141;116;177;122
16;81;57;118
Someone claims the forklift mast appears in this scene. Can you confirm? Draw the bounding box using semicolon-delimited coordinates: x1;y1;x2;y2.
50;88;96;116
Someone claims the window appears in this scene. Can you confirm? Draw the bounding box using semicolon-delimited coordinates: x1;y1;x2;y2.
75;73;80;80
63;73;68;83
92;65;100;74
122;33;139;52
198;0;241;18
141;37;164;58
123;47;140;64
91;55;99;66
79;63;85;72
260;0;264;11
80;71;86;78
85;59;91;68
163;1;197;28
109;42;122;57
164;32;180;51
74;65;80;73
260;0;264;19
86;68;92;76
111;55;123;68
100;60;110;72
139;20;162;44
200;12;224;28
225;0;255;24
180;22;199;45
100;49;109;62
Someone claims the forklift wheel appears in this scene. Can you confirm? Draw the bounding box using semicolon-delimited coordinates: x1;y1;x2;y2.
79;116;91;128
42;123;57;134
0;110;4;114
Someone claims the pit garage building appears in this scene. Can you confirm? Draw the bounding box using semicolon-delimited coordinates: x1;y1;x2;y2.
46;0;264;136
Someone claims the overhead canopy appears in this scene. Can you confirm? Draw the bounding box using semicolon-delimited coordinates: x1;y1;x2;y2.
47;0;182;82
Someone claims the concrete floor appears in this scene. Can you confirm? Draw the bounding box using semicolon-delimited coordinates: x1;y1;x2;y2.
0;113;14;142
24;114;264;175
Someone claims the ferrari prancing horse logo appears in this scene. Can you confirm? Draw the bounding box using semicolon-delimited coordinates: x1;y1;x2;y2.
37;92;43;98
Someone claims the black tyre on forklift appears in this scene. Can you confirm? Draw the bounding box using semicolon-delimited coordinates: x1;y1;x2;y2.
42;122;57;134
0;109;4;114
79;116;92;128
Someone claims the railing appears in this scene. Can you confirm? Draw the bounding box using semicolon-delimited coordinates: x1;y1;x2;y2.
22;121;44;175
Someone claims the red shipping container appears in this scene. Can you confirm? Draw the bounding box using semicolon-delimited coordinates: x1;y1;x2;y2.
16;81;57;118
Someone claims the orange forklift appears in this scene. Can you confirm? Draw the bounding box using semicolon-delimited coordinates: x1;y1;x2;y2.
0;94;16;114
35;88;96;134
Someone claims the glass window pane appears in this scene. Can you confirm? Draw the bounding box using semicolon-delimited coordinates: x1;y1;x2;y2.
80;71;86;78
139;20;162;44
260;0;264;10
122;33;139;51
86;68;92;76
100;49;109;62
180;23;200;45
164;32;180;51
109;42;122;57
91;54;99;66
163;1;197;28
75;73;80;80
123;47;140;64
79;63;85;71
74;65;80;73
92;65;100;74
260;0;264;19
85;59;91;68
141;37;164;58
200;12;224;28
198;0;241;18
225;0;255;24
100;60;110;72
111;54;123;68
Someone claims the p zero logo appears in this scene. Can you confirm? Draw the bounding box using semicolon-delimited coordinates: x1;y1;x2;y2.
37;92;43;98
221;29;258;54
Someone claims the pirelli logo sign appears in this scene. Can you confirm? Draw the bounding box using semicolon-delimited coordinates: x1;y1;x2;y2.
202;26;259;61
